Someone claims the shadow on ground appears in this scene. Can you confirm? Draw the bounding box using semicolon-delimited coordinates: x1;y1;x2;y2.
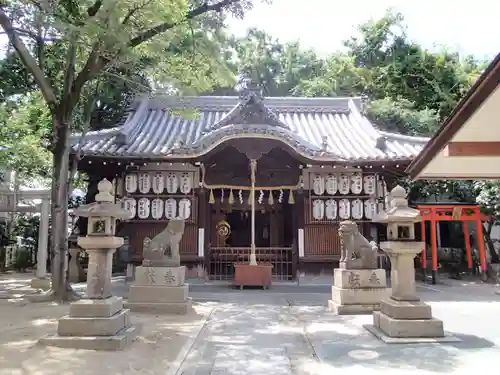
180;300;497;375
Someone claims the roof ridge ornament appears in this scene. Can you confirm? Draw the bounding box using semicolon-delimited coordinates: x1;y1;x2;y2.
236;74;263;103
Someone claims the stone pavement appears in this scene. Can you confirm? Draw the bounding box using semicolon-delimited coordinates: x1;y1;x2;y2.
170;279;500;375
0;273;213;375
2;273;500;374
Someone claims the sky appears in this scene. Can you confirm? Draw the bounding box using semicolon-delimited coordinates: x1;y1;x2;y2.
227;0;499;60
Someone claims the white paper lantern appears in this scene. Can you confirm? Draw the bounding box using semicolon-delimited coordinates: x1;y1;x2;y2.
138;173;151;194
325;199;337;220
312;174;325;195
166;172;179;194
364;198;378;219
350;172;363;194
122;198;136;217
151;198;164;219
339;174;350;195
325;174;338;195
137;198;150;219
164;198;177;219
152;173;164;194
351;198;363;219
339;199;351;219
125;174;137;193
178;198;192;219
312;199;325;220
179;172;192;194
363;175;376;195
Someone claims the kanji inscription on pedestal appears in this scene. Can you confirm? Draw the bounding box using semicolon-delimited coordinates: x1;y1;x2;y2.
368;271;381;285
348;272;361;288
164;269;177;285
146;267;156;284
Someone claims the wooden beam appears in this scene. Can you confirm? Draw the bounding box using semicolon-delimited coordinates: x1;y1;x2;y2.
444;141;500;157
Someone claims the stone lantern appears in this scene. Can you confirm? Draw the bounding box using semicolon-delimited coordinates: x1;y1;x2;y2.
40;179;139;350
364;185;454;343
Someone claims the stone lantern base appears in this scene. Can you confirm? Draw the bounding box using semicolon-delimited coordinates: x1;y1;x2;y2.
328;268;389;314
125;265;192;314
30;277;51;290
364;298;459;343
39;296;140;350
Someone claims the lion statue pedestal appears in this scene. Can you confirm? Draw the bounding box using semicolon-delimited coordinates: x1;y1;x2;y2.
328;221;389;315
126;219;192;314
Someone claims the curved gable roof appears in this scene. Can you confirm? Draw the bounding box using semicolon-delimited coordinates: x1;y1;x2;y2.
71;94;429;162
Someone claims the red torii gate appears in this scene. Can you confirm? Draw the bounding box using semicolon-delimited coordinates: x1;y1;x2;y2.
417;204;489;283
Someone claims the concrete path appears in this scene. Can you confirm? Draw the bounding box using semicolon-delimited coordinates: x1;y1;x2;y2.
177;299;319;375
173;284;500;375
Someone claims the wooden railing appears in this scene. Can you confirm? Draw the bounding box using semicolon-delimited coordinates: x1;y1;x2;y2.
208;247;295;281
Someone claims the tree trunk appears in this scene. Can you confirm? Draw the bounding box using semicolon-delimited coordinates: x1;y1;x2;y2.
49;116;77;301
484;221;499;263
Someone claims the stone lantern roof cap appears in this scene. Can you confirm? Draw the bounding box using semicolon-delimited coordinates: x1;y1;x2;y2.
372;185;421;223
73;178;133;220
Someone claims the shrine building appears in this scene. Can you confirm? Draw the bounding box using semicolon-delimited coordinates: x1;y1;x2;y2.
71;84;429;280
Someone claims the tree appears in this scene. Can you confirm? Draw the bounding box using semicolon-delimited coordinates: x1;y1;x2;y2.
475;181;500;262
208;28;325;96
0;0;260;300
0;93;52;181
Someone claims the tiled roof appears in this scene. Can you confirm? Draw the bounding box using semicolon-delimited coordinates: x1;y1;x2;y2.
71;95;429;162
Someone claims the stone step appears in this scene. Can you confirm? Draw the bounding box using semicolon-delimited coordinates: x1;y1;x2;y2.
39;324;140;351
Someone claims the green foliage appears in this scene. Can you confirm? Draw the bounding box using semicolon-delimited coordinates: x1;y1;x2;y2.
0;0;254;185
0;93;52;180
475;181;500;224
365;98;439;136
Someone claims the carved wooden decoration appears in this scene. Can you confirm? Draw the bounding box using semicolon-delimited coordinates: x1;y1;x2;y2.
339;198;350;219
166;172;179;193
350;172;363;194
325;174;338;195
151;198;164;219
152;173;164;194
179;172;192;194
363;175;376;195
204;146;301;188
165;198;177;219
338;174;350;195
351;198;364;219
137;198;150;219
325;199;337;220
178;198;191;219
138;173;151;194
122;198;136;217
312;174;325;195
125;174;137;193
364;198;378;219
312;199;325;220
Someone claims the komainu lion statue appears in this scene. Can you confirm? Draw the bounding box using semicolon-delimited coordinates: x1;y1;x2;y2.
142;218;185;267
338;220;378;269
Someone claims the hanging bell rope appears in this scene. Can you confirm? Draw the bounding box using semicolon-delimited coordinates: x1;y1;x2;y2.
208;189;215;204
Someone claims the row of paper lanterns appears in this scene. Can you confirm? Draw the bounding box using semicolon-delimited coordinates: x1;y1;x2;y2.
122;197;192;220
312;173;376;195
312;198;378;220
124;172;194;194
